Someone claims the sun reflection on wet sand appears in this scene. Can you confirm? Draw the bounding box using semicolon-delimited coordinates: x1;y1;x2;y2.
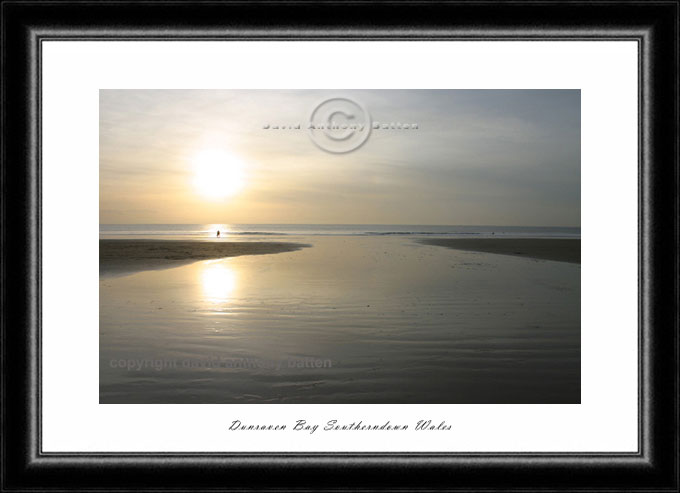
200;260;237;302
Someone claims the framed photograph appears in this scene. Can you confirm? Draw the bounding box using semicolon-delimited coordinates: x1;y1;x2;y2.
2;1;678;490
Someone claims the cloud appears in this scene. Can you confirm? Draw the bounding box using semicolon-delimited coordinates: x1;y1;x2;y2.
100;89;580;226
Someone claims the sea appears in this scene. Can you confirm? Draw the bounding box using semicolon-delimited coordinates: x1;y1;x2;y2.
100;224;580;240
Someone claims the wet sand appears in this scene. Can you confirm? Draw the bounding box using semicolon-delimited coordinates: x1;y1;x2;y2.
100;236;580;404
419;238;580;264
100;240;309;276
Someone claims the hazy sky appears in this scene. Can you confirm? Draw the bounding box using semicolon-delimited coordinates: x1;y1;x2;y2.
100;89;580;226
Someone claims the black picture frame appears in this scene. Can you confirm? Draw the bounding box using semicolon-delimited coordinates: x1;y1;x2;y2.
1;1;678;491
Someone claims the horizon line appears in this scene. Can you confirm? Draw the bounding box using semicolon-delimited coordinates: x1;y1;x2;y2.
100;223;581;228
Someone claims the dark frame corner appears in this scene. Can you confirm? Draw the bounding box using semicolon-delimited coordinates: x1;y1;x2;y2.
1;1;678;490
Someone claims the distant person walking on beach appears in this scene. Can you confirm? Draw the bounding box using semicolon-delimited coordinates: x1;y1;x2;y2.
216;230;220;238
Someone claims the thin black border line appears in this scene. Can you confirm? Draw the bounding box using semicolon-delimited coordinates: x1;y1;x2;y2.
33;34;647;40
0;2;6;486
36;22;43;467
34;35;644;459
638;27;645;466
3;0;677;6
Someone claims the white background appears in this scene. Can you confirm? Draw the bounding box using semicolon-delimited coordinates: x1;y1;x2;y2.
42;41;638;452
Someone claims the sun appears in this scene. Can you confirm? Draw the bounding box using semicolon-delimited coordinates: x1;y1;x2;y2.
191;149;246;200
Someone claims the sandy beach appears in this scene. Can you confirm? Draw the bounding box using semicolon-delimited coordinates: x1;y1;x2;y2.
100;239;309;276
419;238;580;264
